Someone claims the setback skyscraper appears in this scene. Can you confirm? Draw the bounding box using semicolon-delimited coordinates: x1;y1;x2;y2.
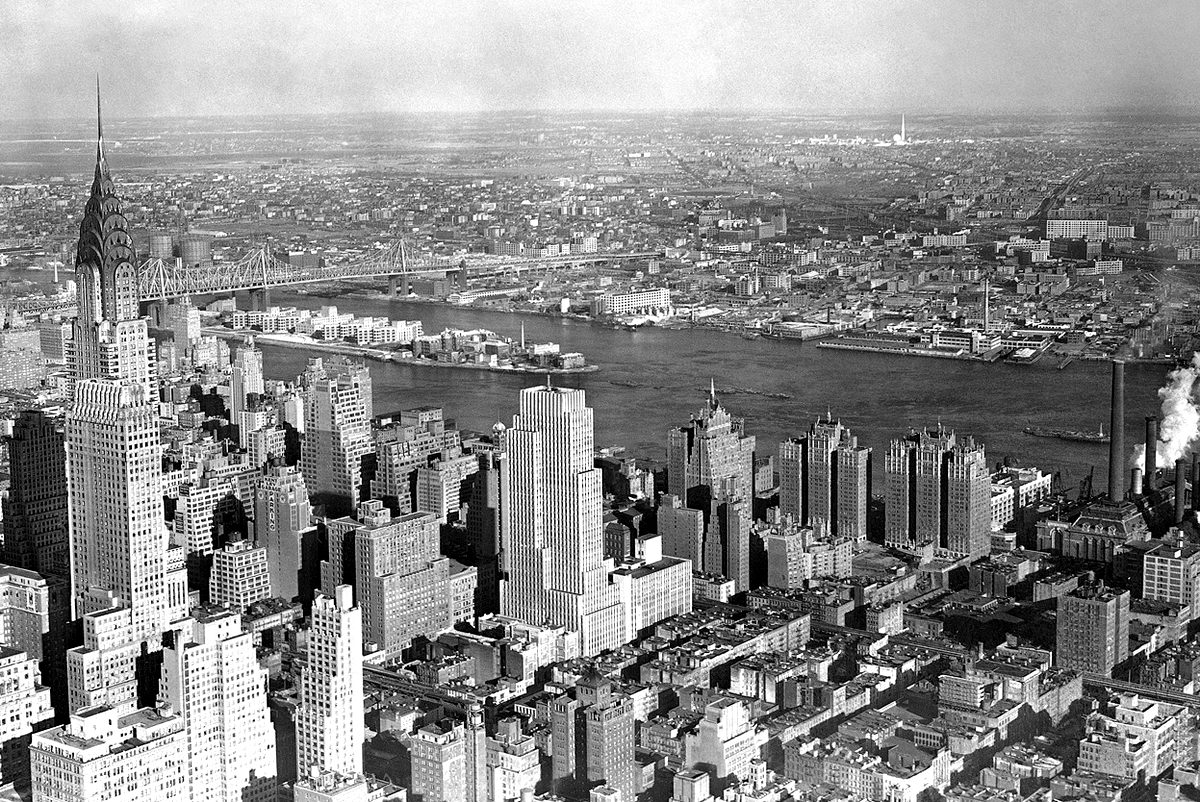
663;388;756;590
295;586;364;778
65;87;171;646
500;385;626;656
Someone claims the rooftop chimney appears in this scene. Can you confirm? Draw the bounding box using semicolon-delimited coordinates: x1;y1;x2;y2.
1132;467;1143;497
1192;455;1200;512
1108;360;1125;501
1145;416;1159;495
1176;457;1188;524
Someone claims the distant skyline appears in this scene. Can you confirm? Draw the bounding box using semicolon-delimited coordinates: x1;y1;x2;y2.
5;0;1200;120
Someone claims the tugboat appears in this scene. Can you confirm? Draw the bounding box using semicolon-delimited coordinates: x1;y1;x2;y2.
1023;423;1110;443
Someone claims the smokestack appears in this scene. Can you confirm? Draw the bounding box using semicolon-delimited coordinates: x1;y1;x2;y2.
1192;454;1200;512
1176;458;1188;523
1108;359;1125;501
1132;467;1143;497
1145;416;1159;494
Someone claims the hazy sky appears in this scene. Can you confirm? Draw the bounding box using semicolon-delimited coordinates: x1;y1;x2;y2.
4;0;1200;119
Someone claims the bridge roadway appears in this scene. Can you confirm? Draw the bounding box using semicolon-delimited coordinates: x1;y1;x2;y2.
137;242;662;301
811;620;1200;708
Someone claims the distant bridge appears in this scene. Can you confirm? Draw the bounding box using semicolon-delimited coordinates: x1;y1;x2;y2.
137;239;660;302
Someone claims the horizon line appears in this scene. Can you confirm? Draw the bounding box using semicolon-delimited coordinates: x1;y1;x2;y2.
5;106;1200;125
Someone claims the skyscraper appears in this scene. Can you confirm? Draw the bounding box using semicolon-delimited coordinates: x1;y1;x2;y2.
885;427;989;558
159;608;277;802
65;86;170;649
500;385;625;656
466;449;505;616
777;438;806;525
3;410;69;576
664;388;756;590
65;85;153;397
777;418;872;542
254;462;313;601
295;586;364;778
667;386;755;507
549;671;636;802
231;339;265;448
301;362;373;517
348;500;458;657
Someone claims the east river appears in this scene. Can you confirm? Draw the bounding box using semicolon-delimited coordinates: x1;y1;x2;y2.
260;290;1169;490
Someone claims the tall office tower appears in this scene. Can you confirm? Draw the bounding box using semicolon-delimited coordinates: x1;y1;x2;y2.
254;462;313;601
173;472;245;599
346;500;455;657
885;426;987;557
209;539;272;610
370;407;461;515
777;438;806;524
549;672;636;802
230;340;264;420
31;705;187;802
3;410;69;576
667;387;755;507
945;441;991;558
499;386;625;657
1056;580;1130;676
65;90;167;651
487;717;541;802
159;608;277;802
665;389;756;591
466;449;505;615
231;340;265;448
67;380;167;642
295;586;364;778
301;363;373;516
0;647;54;790
410;721;468;802
703;490;752;592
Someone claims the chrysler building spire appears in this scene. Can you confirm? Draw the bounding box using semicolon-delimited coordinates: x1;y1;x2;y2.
74;79;139;333
67;80;151;394
95;75;106;178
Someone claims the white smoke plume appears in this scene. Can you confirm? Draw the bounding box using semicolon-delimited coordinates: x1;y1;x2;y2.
1131;352;1200;471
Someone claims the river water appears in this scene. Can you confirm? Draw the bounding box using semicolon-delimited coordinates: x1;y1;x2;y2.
258;291;1168;491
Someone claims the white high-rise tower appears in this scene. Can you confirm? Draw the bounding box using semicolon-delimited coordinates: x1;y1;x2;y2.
500;385;625;656
159;608;277;802
295;585;364;778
